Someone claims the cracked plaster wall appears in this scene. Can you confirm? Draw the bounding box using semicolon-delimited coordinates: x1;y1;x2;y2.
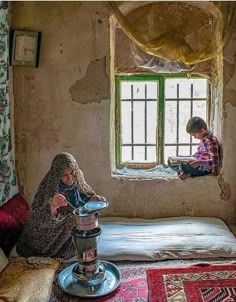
11;2;236;223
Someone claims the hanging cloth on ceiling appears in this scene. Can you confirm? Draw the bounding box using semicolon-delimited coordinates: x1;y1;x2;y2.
108;1;236;65
130;41;196;73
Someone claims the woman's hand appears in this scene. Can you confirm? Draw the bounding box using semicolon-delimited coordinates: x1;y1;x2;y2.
89;195;106;202
50;194;68;215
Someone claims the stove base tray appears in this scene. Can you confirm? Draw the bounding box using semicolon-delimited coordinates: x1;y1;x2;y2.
58;261;121;298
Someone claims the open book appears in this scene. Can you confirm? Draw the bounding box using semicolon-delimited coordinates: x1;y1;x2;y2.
168;156;195;165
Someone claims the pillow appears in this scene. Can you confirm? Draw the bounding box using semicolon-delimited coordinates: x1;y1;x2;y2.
0;194;29;256
0;248;9;273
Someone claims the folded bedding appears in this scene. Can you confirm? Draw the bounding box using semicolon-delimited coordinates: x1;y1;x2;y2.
97;217;236;261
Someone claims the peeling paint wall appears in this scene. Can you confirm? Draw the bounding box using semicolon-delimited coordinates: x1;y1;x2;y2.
70;57;109;104
11;2;236;223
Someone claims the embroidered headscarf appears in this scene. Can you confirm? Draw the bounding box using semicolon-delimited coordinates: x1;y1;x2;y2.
32;152;95;209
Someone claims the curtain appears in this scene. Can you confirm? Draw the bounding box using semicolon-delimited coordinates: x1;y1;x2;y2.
0;1;18;206
108;1;236;65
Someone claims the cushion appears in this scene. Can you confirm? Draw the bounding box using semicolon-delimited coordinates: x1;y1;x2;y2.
0;248;9;273
0;194;29;256
97;217;236;261
0;257;60;302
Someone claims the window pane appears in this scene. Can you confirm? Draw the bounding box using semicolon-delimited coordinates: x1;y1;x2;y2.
192;145;198;154
132;82;145;99
133;101;145;144
178;145;191;156
164;77;208;166
165;101;177;144
118;76;208;167
193;79;207;98
146;82;158;99
147;146;156;162
121;146;132;162
165;79;177;98
133;146;145;162
121;81;159;100
192;137;199;144
164;146;177;164
178;79;192;98
147;101;157;144
166;78;207;99
119;79;159;165
179;101;191;143
193;101;206;118
166;79;195;99
121;82;131;99
121;102;131;144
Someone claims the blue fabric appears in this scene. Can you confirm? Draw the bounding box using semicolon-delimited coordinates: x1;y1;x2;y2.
58;181;89;208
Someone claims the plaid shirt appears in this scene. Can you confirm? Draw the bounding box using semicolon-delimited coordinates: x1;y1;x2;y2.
193;131;220;173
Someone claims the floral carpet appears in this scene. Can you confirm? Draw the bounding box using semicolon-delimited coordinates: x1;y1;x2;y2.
147;263;236;302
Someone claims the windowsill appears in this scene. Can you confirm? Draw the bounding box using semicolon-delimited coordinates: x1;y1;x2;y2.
113;165;178;179
113;165;217;180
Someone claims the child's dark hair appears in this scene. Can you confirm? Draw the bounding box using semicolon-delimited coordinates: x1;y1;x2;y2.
186;116;207;134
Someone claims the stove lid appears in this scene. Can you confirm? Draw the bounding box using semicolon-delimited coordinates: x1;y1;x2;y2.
84;200;109;212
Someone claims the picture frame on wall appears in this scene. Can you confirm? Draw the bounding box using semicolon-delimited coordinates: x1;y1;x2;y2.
10;30;41;67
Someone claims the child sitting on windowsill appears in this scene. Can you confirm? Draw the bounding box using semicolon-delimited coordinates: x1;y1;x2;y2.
168;116;220;181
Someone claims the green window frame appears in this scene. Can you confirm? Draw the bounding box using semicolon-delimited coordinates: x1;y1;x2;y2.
115;74;209;169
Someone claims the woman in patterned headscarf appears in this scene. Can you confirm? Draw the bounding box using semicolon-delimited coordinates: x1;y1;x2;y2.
16;152;105;259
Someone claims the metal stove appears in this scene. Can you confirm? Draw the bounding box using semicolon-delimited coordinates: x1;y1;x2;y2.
58;201;120;298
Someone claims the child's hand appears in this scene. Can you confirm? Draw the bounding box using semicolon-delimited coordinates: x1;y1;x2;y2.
89;195;106;202
189;160;202;169
50;194;68;215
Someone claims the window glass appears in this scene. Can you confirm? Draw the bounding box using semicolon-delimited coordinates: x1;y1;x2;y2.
164;78;207;159
121;146;132;162
165;101;177;144
121;102;131;144
179;101;191;144
147;101;157;144
133;146;145;162
178;145;191;156
164;146;177;163
121;82;132;99
147;146;156;162
193;101;206;117
117;76;209;168
133;101;145;144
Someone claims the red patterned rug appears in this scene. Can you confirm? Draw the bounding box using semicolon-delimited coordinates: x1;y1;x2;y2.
147;263;236;302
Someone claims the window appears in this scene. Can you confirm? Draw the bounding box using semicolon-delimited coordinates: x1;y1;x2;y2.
115;75;209;168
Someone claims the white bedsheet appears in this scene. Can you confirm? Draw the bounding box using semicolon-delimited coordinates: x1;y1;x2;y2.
97;217;236;261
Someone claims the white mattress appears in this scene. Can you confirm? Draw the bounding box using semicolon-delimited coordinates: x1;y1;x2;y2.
97;217;236;261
